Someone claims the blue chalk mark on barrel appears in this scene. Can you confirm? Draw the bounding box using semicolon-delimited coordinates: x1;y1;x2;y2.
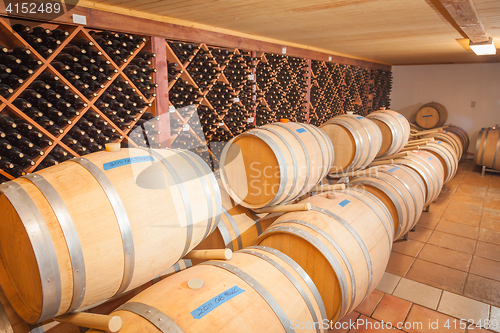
422;115;434;118
191;286;245;319
103;156;155;170
296;128;307;133
339;199;351;207
388;167;400;173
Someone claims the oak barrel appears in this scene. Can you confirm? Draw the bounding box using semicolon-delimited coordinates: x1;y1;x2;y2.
445;125;469;153
0;148;221;323
220;122;334;209
348;164;425;240
416;102;448;129
88;248;327;333
366;109;410;158
320;113;382;174
254;190;393;321
475;127;500;170
419;141;458;183
394;150;445;206
422;131;463;158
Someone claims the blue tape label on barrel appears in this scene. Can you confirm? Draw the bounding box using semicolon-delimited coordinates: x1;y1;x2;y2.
356;116;364;119
422;115;434;118
388;167;400;173
398;115;403;118
339;199;351;207
296;128;306;133
428;157;433;161
191;286;245;319
103;156;155;171
438;141;442;144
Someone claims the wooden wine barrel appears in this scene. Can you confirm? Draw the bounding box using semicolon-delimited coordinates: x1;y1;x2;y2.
393;150;445;206
446;125;469;152
366;109;410;158
419;141;458;183
320;113;382;174
88;248;327;333
192;186;276;259
422;131;463;158
254;190;393;321
220;122;334;209
475;127;500;170
0;148;221;323
415;102;448;129
348;165;426;240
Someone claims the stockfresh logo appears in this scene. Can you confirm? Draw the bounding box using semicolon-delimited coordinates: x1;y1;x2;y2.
2;0;79;25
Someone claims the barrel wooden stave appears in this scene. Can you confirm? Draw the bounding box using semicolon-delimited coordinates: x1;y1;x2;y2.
0;148;221;323
254;190;393;322
420;141;458;183
475;127;500;170
423;131;463;158
320;114;382;173
88;249;326;333
446;125;469;153
367;110;410;158
220;122;334;209
416;102;448;129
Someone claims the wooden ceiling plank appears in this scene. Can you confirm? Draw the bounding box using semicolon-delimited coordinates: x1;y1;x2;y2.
438;0;489;43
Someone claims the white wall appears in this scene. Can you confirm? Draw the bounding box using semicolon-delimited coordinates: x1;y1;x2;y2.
390;63;500;153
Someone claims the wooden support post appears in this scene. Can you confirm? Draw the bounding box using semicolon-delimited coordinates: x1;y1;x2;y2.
310;184;346;192
184;249;232;260
55;313;122;332
151;36;171;147
253;202;311;214
368;159;393;167
374;152;409;160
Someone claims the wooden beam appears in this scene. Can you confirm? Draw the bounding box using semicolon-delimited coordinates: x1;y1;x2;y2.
0;1;390;71
438;0;489;43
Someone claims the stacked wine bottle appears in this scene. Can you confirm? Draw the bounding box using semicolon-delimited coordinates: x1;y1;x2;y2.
0;19;157;180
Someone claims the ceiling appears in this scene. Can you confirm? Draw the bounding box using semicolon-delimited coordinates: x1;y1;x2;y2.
79;0;500;65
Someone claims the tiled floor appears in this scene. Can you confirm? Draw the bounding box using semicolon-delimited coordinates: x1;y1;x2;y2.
328;160;500;332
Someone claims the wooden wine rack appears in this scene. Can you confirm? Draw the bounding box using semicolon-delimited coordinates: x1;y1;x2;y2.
0;16;157;181
165;41;392;169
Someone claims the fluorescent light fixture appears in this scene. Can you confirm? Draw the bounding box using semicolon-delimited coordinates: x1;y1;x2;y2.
469;38;497;55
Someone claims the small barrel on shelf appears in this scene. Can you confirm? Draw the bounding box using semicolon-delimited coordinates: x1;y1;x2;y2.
254;190;393;322
220;121;334;209
348;164;426;240
419;140;458;183
319;113;382;174
87;247;327;333
393;150;445;206
475;127;500;170
415;102;448;129
0;147;221;323
366;109;410;158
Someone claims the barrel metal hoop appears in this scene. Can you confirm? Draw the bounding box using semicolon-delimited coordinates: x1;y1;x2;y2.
329;118;363;170
70;157;135;297
368;114;398;155
201;261;294;333
222;210;243;249
388;111;409;149
272;218;357;312
349;178;404;238
216;218;234;251
475;128;484;164
411;154;443;193
0;182;62;321
117;302;185;333
350;115;374;168
256;224;349;319
23;173;86;313
239;248;321;333
260;126;298;203
303;123;334;178
493;131;500;168
340;189;394;244
393;160;433;202
246;245;327;322
140;149;194;257
394;165;426;201
273;123;311;196
248;210;263;235
310;206;373;291
422;146;454;181
174;149;215;240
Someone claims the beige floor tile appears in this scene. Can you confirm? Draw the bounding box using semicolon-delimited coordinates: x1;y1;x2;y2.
391;240;425;257
376;272;402;294
455;184;488;199
476;241;500;262
408;227;433;243
441;201;483;226
451;191;485;207
427;231;476;254
371;294;412;327
434;190;454;204
489;307;500;333
479;228;500;246
406;259;467;294
463;274;500;308
484;195;500;211
416;214;440;229
385;252;415;277
392;278;442;309
437;291;490;323
404;304;466;333
481;216;500;232
488;186;500;196
435;220;479;239
418;243;472;271
483;208;500;220
470;256;500;281
462;174;492;187
355;289;384;316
